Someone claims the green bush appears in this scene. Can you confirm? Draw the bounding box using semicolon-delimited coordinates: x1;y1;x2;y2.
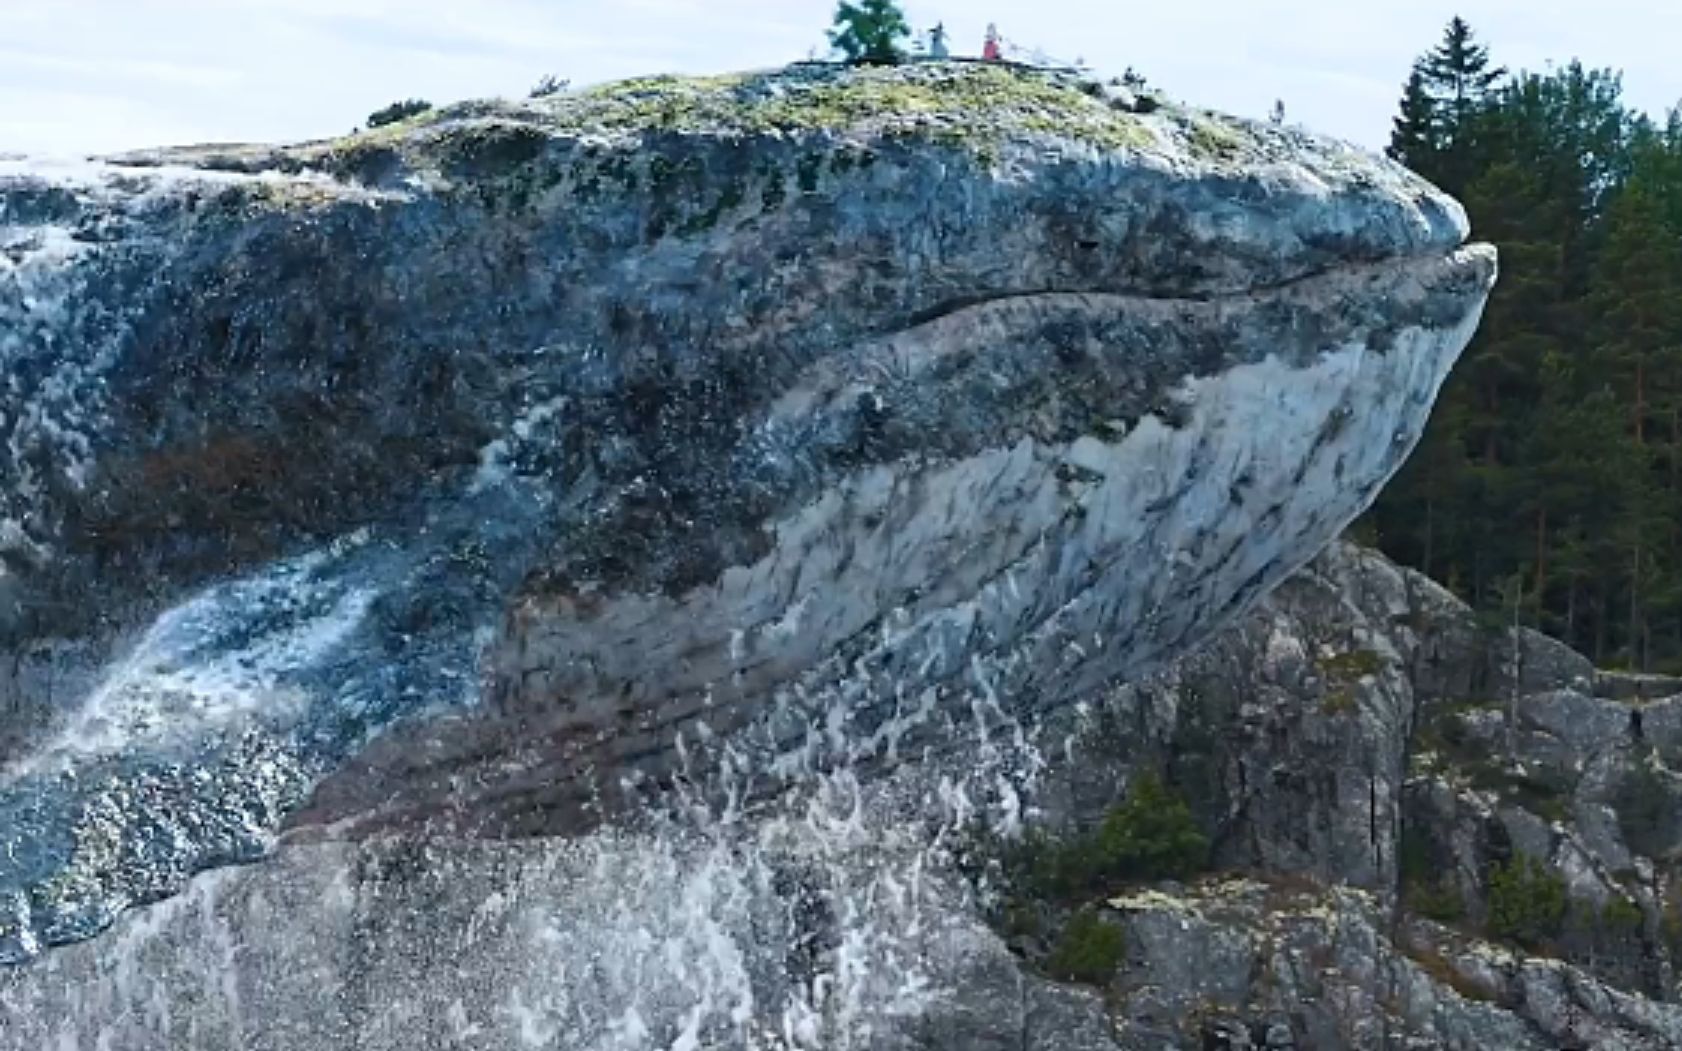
367;98;433;129
1015;772;1210;901
1095;772;1210;881
827;0;910;64
1600;896;1644;935
1487;854;1567;949
1044;908;1124;985
1413;880;1468;923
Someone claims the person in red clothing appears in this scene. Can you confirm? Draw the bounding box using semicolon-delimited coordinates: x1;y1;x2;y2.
983;23;1002;61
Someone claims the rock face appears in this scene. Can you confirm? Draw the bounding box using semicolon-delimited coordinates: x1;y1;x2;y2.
17;539;1682;1050
1015;541;1682;1050
0;60;1494;968
0;785;1128;1051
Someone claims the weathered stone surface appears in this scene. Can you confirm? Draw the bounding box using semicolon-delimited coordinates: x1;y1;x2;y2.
0;61;1493;964
18;535;1682;1049
1036;541;1471;898
0;771;1116;1051
1005;539;1682;1047
1103;879;1682;1050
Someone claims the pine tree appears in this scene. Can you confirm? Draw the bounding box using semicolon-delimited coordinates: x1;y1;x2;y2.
1386;17;1506;195
1366;26;1682;669
1585;139;1682;667
1419;16;1506;133
828;0;911;65
1388;70;1439;171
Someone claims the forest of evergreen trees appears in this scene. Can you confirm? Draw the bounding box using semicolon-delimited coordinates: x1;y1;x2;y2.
1360;17;1682;673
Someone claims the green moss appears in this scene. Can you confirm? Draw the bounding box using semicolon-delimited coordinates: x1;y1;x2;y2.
1044;908;1125;985
1318;648;1385;682
447;123;548;175
1186;114;1245;159
1316;649;1383;716
547;64;1157;155
286;64;1229;208
1321;689;1358;716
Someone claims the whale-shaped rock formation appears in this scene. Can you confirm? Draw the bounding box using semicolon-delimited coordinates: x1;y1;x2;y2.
0;61;1493;965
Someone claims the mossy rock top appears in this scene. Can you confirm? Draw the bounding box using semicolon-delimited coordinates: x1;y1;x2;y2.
105;61;1397;191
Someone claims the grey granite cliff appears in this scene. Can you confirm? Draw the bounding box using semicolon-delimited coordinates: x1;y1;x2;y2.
0;61;1509;1048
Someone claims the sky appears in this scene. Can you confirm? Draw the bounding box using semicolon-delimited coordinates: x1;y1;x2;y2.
2;1;1680;156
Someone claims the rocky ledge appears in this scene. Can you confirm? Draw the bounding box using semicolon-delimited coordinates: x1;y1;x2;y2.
0;59;1490;980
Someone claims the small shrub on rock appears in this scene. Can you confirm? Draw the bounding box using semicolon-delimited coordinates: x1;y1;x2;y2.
1094;772;1211;882
1601;896;1644;936
367;99;433;129
1487;854;1567;949
1013;772;1210;901
1414;881;1468;923
1043;908;1124;985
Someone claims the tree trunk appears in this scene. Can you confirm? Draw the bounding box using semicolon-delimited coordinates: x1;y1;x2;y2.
1595;575;1609;667
1484;383;1501;466
1507;579;1522;764
1566;571;1578;649
1670;402;1679;492
1634;355;1646;446
1631;541;1645;672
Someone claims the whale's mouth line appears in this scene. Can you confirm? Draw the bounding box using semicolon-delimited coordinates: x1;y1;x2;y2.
892;245;1492;333
278;245;1495;850
761;245;1496;434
